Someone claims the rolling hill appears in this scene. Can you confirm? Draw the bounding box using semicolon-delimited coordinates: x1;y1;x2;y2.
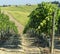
1;5;37;26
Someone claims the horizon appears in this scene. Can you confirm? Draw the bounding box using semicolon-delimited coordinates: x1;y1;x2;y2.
0;0;60;6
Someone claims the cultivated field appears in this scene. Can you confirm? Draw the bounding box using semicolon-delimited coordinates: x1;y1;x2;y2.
1;5;37;26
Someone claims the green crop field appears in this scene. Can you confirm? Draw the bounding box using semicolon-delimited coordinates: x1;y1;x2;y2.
1;5;37;26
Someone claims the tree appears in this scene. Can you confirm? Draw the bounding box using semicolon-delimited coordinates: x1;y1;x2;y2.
51;1;60;7
24;2;60;54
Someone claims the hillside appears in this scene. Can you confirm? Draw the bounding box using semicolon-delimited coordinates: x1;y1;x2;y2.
1;5;37;26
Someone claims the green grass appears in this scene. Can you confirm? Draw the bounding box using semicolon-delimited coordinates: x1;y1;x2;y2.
8;11;29;26
1;5;37;26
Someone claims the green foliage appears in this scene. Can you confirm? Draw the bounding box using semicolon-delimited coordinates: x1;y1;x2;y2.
0;11;18;44
24;2;59;36
0;12;18;33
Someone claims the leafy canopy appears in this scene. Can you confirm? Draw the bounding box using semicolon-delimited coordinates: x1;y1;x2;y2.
24;2;59;36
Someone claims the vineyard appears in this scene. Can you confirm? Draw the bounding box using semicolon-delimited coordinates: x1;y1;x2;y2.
0;10;22;49
0;1;60;54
